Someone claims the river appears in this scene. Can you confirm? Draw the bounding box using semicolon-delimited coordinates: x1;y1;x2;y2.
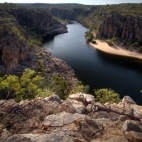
43;21;142;105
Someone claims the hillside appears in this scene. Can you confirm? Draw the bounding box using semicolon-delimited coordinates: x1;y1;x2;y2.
0;3;90;102
0;3;68;73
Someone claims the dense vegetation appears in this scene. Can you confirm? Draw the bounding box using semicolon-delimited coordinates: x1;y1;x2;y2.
0;68;89;102
94;88;121;104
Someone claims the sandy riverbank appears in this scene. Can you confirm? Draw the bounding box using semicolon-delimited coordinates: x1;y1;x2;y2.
90;40;142;63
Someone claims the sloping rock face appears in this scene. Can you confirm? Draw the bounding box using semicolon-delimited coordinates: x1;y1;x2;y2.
0;28;28;73
1;94;142;142
49;7;89;20
97;14;142;46
0;4;68;75
9;8;67;35
8;47;76;88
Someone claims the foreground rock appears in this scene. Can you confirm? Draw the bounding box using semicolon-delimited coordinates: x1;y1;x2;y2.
0;94;142;142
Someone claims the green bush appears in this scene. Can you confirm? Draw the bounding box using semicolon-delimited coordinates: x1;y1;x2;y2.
91;40;96;44
28;36;42;47
131;42;139;47
11;26;21;37
107;41;113;46
0;68;50;102
85;31;93;43
139;46;142;52
49;75;68;99
69;81;89;94
111;37;118;42
94;88;121;104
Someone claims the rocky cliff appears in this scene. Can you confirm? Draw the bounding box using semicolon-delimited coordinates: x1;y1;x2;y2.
0;27;28;73
8;7;67;35
0;94;142;142
97;13;142;47
0;4;68;74
27;3;142;49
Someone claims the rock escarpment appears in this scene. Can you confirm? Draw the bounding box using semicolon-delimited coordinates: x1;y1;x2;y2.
0;93;142;142
0;4;68;76
0;28;28;73
9;7;67;35
97;14;142;46
9;47;76;87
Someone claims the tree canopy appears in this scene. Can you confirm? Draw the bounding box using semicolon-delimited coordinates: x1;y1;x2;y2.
94;88;121;104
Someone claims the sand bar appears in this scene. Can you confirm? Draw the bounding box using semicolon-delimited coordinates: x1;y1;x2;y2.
90;40;142;63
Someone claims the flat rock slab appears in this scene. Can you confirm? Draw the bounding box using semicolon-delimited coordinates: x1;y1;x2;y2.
7;131;79;142
42;112;87;127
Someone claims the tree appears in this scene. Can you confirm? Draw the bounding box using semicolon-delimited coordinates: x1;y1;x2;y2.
0;68;50;102
94;88;121;104
49;75;68;99
85;31;93;42
0;75;21;99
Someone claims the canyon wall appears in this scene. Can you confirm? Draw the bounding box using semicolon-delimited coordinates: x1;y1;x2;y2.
97;14;142;46
0;4;68;74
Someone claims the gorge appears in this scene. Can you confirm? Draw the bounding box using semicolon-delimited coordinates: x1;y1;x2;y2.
43;21;142;105
0;3;142;142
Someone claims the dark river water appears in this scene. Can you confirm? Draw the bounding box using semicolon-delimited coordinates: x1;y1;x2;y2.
43;21;142;105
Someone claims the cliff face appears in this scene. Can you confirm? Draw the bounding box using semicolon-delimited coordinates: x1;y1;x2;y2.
9;8;67;35
38;4;142;47
49;8;85;20
0;28;28;73
0;4;68;74
97;14;142;46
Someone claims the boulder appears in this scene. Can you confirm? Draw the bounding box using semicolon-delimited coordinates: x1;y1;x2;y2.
93;111;120;121
91;129;129;142
131;104;142;119
122;96;136;104
68;93;95;104
125;131;142;142
42;112;87;129
122;120;142;133
69;100;86;114
56;101;75;113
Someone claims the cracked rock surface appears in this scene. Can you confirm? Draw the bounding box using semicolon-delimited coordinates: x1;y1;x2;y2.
1;94;142;142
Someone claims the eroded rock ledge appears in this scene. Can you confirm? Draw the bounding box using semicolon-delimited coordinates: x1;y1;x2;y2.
0;93;142;142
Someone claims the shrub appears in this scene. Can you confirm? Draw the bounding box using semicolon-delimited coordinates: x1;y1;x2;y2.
0;68;49;102
131;42;139;47
69;81;89;94
107;41;113;46
94;88;121;104
85;31;93;43
139;46;142;52
49;75;68;99
111;37;118;42
91;40;96;44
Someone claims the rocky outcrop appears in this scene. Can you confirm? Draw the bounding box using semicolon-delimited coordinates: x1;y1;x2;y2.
1;94;142;142
97;13;142;46
8;47;76;88
9;7;67;35
0;4;68;74
0;28;28;72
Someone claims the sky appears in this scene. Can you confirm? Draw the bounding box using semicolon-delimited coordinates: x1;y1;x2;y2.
0;0;142;5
